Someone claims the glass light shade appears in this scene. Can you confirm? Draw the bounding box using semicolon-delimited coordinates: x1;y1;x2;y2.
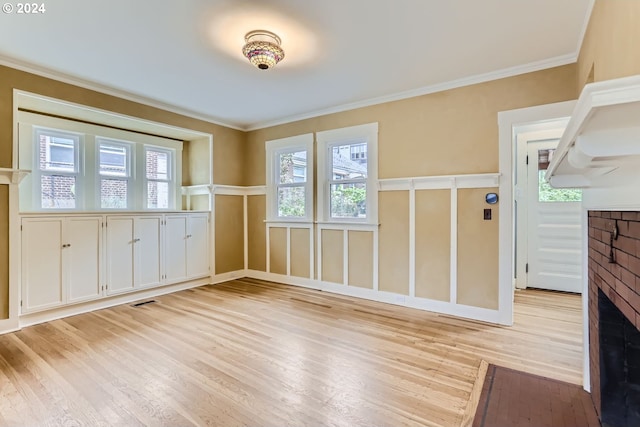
242;30;285;70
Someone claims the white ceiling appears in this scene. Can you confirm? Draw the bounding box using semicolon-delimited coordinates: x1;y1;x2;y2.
0;0;593;130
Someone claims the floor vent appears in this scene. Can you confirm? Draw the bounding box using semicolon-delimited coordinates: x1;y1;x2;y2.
131;300;157;307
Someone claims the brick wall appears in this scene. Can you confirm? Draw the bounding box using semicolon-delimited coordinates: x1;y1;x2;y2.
588;210;640;417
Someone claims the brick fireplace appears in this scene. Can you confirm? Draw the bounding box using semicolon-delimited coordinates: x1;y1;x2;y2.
588;211;640;427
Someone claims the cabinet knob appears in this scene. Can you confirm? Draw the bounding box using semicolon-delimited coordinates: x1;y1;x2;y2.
133;238;141;243
62;244;71;248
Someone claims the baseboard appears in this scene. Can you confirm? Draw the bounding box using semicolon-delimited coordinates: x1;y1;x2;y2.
18;277;211;329
212;270;247;284
245;270;502;324
0;318;20;335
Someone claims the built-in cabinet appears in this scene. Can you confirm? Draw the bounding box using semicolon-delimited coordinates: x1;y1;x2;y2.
21;212;209;314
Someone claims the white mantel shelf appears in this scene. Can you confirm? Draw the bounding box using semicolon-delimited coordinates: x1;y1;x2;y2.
546;74;640;188
0;168;30;185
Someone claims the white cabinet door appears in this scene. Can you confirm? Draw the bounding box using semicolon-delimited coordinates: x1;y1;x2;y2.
21;218;64;312
106;216;135;295
66;217;102;303
136;216;162;288
164;215;188;282
187;214;209;278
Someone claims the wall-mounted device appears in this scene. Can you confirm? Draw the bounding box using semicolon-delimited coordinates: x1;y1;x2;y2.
485;192;498;204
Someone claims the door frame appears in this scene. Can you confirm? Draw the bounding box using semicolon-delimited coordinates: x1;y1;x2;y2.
514;127;568;290
496;100;575;324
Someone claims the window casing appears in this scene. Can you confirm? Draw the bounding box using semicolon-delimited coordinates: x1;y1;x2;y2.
317;123;378;224
145;147;173;209
98;139;133;209
34;128;82;210
266;134;314;221
19;111;182;212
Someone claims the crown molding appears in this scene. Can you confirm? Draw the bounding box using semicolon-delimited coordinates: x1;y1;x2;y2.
1;51;578;133
0;55;245;131
245;53;578;131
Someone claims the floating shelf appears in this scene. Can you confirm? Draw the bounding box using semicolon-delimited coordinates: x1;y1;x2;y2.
546;75;640;188
0;168;30;185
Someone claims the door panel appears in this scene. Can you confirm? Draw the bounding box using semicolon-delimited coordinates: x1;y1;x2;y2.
136;216;162;288
187;215;209;278
165;215;187;282
527;140;582;293
21;219;64;312
67;217;102;303
106;217;135;294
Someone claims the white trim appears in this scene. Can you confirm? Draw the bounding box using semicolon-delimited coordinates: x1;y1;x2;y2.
243;195;248;270
17;277;210;329
265;134;314;222
246;54;577;131
574;0;596;79
343;230;349;286
581;207;590;392
4;60;244;131
0;168;30;185
372;229;379;292
316;123;379;225
497;101;577;326
408;184;416;298
316;221;379;231
246;270;502;324
211;270;246;284
450;184;458;304
379;173;500;191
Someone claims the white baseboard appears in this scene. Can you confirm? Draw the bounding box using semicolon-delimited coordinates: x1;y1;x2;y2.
0;318;20;335
245;270;502;324
18;277;211;329
212;270;247;284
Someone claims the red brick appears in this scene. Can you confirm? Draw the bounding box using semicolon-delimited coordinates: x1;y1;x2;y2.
616;235;636;255
621;267;636;289
628;290;640;314
623;211;639;221
617;251;630;269
617;298;636;324
611;211;622;219
629;221;640;238
602;212;612;219
618;220;629;237
629;255;640;277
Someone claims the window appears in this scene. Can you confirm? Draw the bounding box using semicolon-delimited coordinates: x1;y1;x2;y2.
266;134;314;221
538;148;582;202
98;139;132;209
20;111;182;212
317;123;378;223
35;128;81;209
145;147;173;209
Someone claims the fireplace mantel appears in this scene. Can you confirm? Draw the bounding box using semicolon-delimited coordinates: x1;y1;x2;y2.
546;74;640;190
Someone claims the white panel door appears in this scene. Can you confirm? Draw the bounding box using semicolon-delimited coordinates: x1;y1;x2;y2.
106;216;135;295
165;215;187;282
186;214;209;278
66;217;102;303
135;216;162;288
21;218;64;312
527;140;582;293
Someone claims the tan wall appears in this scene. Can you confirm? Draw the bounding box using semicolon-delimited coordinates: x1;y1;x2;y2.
321;229;344;284
247;195;266;271
577;0;640;89
290;228;311;279
0;65;246;319
415;189;451;302
269;227;287;275
348;231;374;289
0;65;245;183
214;195;244;274
457;188;499;310
244;65;576;308
378;191;410;295
245;65;577;185
0;186;8;318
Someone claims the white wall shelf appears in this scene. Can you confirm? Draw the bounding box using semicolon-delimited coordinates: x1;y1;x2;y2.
0;168;30;185
546;74;640;188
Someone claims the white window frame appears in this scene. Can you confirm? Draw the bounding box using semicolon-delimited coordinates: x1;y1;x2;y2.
144;145;175;210
96;138;134;210
18;110;182;212
33;127;83;211
266;133;314;222
317;123;378;224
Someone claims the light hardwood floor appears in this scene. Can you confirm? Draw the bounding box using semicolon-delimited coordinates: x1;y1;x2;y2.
0;279;583;427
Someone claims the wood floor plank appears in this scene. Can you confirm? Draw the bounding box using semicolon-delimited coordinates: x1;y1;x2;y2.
0;280;584;427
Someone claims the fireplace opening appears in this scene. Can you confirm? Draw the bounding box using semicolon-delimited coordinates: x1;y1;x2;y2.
598;289;640;427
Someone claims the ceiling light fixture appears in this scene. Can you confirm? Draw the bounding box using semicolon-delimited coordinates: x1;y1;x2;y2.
242;30;285;70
